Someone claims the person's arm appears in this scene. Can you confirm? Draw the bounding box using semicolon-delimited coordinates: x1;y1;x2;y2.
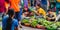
15;27;18;30
47;17;52;20
42;10;46;18
47;17;52;19
46;14;52;20
52;13;56;19
40;8;46;18
34;10;40;16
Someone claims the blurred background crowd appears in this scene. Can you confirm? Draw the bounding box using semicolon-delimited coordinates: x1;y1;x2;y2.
0;0;57;21
0;0;60;30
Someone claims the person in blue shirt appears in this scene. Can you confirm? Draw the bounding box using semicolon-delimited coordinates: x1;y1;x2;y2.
2;8;18;30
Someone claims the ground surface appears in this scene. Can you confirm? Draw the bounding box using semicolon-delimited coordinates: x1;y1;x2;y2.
20;26;43;30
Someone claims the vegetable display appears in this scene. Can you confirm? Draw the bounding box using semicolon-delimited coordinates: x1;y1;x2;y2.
21;17;60;30
31;19;38;28
21;19;29;23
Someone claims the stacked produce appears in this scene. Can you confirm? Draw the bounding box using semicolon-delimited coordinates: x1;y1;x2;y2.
31;19;38;28
21;19;29;23
21;19;30;26
37;18;57;30
21;17;60;30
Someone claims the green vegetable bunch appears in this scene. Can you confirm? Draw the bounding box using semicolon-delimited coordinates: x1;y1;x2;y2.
37;18;57;30
31;20;38;28
21;19;29;23
55;22;60;26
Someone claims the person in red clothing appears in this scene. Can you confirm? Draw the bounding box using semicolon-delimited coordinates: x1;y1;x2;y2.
0;0;5;13
2;0;10;18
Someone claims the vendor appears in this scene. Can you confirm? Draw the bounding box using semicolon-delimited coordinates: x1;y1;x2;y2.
34;4;46;18
23;5;30;17
22;5;33;19
22;5;33;17
46;10;56;21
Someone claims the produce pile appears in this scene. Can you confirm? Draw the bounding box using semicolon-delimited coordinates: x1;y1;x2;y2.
21;17;60;30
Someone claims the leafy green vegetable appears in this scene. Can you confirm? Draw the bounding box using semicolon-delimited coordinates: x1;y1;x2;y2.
31;22;38;27
21;18;60;29
31;20;38;27
37;18;57;29
55;22;60;26
21;19;29;23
